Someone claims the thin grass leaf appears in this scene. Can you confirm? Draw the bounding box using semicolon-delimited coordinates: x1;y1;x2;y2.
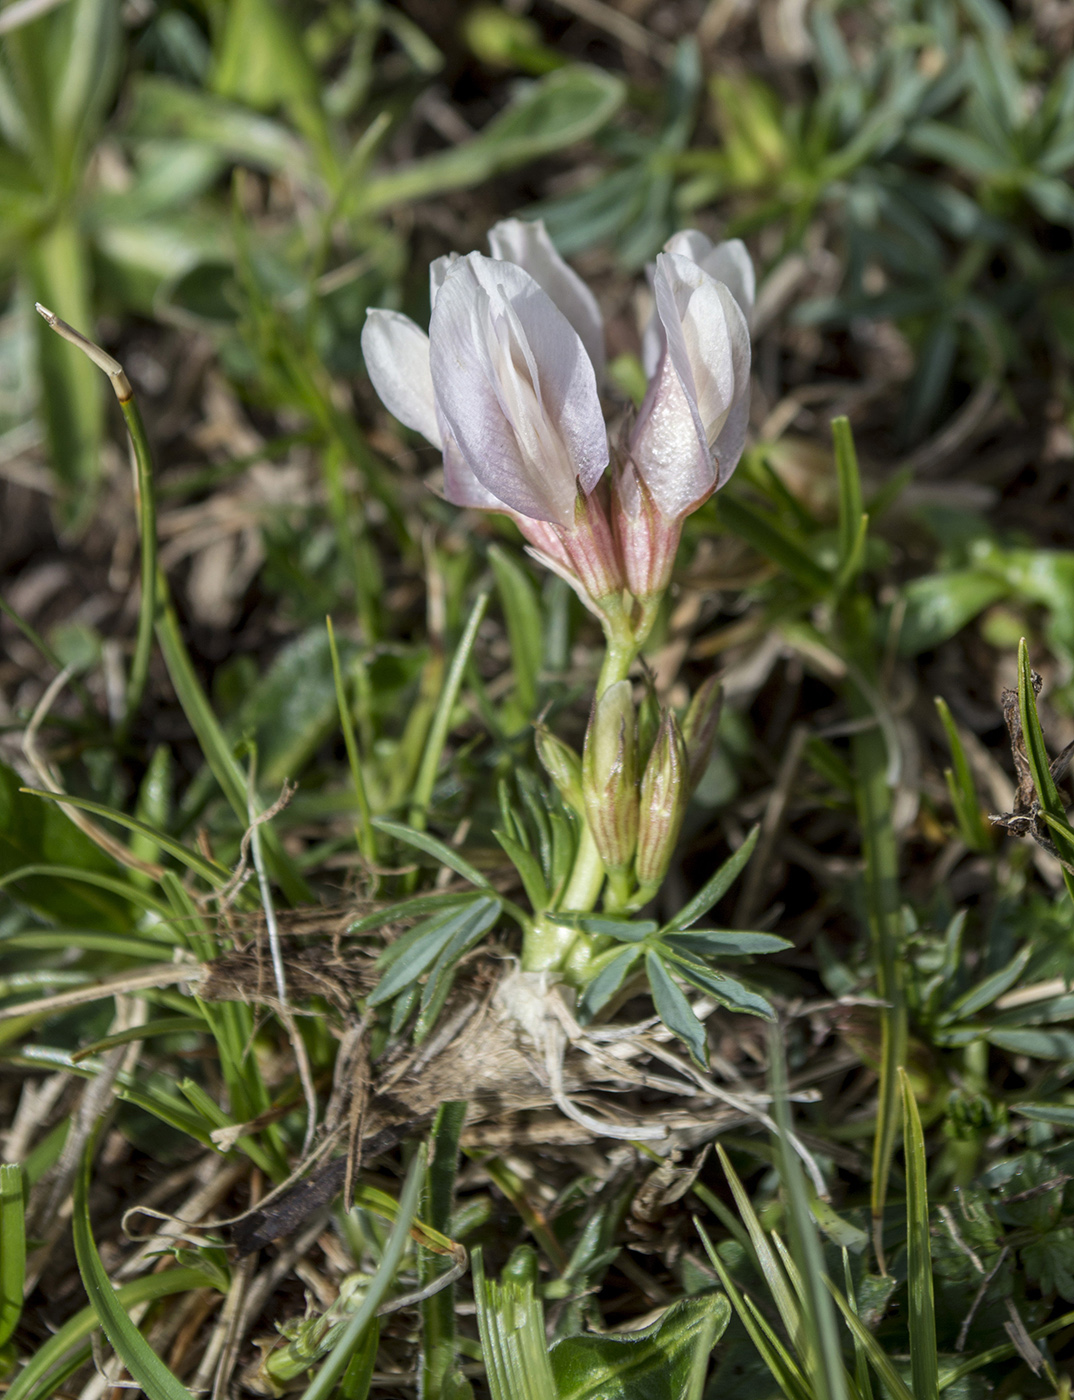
848;667;906;1269
489;545;541;720
832;416;864;570
19;789;227;886
373;819;492;890
299;1145;426;1400
826;1285;916;1400
663;825;760;932
769;1028;849;1400
71;1016;204;1062
5;1266;224;1400
1017;638;1074;905
421;1103;468;1400
72;1139;199;1400
156;596;308;903
842;1250;874;1400
0;1163;25;1350
900;1070;939;1400
694;1221;811;1400
716;496;831;593
716;1146;801;1342
410;591;489;830
934;697;990;851
326;616;377;867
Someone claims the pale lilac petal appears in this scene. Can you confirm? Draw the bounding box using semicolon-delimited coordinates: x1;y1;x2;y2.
429;253;607;526
664;231;756;320
712;392;750;488
628;355;712;520
429;253;458;309
628;252;751;519
361;310;441;447
487;218;605;381
437;408;506;512
657;253;750;446
641;233;755;382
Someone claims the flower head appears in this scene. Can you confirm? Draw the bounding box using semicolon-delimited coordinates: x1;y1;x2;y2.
362;220;753;621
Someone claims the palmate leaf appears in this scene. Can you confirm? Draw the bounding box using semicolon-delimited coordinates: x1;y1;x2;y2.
369;896;500;1005
663;826;760;932
578;946;642;1021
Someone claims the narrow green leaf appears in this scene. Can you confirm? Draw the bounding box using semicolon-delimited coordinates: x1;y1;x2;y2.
716;496;830;594
410;592;489;830
372;819;492;889
578;946;642;1021
370;898;499;1005
73;1140;199;1400
19;789;226;886
359;67;623;212
299;1147;426;1400
489;546;541;719
646;952;708;1066
716;1146;801;1343
473;1248;557;1400
695;1221;811;1400
827;1284;916;1400
769;1029;849;1400
156;596;308;903
327;617;376;866
0;1164;25;1349
939;946;1031;1023
900;1070;938;1400
421;1104;468;1400
832;417;863;569
494;828;549;913
5;1266;224;1400
663;826;760;932
934;697;990;852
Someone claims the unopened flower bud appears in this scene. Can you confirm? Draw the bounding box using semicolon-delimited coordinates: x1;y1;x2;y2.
582;680;638;874
635;710;688;888
535;724;584;814
681;676;722;794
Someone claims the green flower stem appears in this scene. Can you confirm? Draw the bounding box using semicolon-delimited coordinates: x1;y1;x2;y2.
521;592;659;976
34;305;158;742
119;395;158;743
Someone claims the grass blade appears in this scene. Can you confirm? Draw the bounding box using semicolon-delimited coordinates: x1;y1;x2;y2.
421;1102;469;1400
900;1069;939;1400
5;1267;224;1400
300;1145;426;1400
72;1138;199;1400
326;616;377;869
410;591;490;829
934;697;990;852
0;1163;25;1349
